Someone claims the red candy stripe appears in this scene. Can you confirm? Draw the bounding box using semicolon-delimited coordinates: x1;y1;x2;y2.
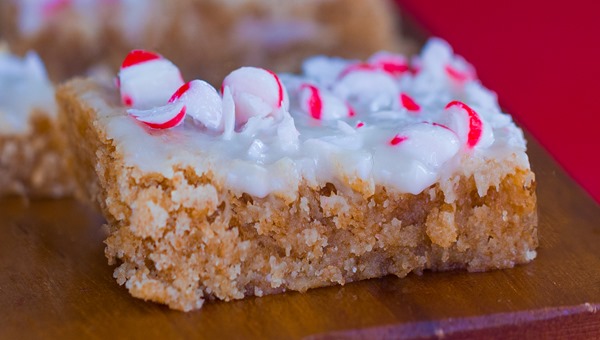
122;94;133;107
339;63;378;78
341;60;410;79
121;50;162;69
347;104;356;117
142;106;187;129
301;84;323;120
389;134;408;146
169;81;191;102
266;69;284;108
400;93;420;112
445;100;482;148
431;122;453;132
377;61;410;77
445;65;472;82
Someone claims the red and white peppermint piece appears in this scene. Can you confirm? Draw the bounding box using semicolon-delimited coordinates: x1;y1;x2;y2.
333;69;398;109
339;53;410;80
169;80;223;131
127;102;186;129
299;84;321;119
222;67;288;127
385;123;460;163
403;122;461;166
118;50;184;109
443;100;485;148
368;52;410;77
121;50;161;68
298;83;353;120
338;63;378;79
399;93;420;113
301;55;354;87
374;122;461;194
445;58;476;83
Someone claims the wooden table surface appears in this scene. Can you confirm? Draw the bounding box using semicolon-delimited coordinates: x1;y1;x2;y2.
1;133;599;339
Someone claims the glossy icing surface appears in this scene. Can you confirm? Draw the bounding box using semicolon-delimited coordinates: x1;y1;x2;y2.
95;38;529;199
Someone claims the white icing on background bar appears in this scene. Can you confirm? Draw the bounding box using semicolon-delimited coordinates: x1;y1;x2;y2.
13;0;155;43
0;49;55;134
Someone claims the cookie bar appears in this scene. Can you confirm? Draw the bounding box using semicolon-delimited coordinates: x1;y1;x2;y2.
0;45;73;197
1;0;408;83
57;39;538;311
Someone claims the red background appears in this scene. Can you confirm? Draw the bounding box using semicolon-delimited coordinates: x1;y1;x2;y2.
395;0;600;204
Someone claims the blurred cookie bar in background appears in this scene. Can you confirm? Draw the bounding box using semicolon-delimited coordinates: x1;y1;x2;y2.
0;0;414;84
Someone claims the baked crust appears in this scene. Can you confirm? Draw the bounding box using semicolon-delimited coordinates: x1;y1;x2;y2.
0;111;74;197
57;78;538;311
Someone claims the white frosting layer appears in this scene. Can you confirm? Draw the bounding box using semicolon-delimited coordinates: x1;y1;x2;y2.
98;38;530;199
0;48;55;134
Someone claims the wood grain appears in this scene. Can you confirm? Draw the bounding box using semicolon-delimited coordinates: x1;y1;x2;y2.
1;134;599;339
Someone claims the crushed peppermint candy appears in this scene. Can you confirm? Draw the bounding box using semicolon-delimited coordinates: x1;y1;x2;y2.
298;83;353;120
111;38;525;196
120;51;291;134
118;50;183;110
368;51;411;77
222;66;288;127
445;100;482;148
168;80;223;131
299;84;322;119
127;102;186;129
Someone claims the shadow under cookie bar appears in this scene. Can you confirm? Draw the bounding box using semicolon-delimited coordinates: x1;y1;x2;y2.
57;78;537;311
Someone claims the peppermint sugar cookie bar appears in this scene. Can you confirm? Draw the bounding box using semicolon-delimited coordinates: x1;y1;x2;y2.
57;39;538;311
0;0;406;83
0;45;73;197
